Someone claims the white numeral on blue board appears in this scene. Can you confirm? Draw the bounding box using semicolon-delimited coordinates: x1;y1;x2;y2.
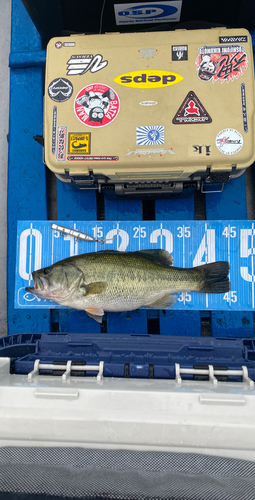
133;226;146;238
240;228;255;282
178;292;192;303
222;226;236;238
193;228;215;266
223;291;237;303
19;227;42;281
177;226;191;238
150;225;173;253
106;227;129;251
93;226;103;239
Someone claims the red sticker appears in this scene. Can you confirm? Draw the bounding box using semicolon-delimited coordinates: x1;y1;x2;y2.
74;83;120;128
172;91;212;124
195;44;248;83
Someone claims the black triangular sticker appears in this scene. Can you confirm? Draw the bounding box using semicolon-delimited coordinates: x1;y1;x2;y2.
172;91;212;124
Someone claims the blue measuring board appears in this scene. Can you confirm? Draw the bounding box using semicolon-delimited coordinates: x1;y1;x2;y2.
15;220;255;312
7;0;255;338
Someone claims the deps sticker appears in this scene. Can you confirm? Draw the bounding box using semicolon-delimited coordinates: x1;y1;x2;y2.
216;129;243;155
114;70;183;88
172;91;212;124
136;126;164;145
74;84;120;128
196;44;248;83
48;78;73;102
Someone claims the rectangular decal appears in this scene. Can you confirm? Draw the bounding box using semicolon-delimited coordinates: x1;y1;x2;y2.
51;106;57;155
219;35;248;43
114;1;182;25
68;132;91;154
55;41;76;48
66;54;108;76
240;83;248;133
196;44;248;83
67;156;118;161
136;126;164;145
56;126;67;161
126;148;175;156
172;45;188;61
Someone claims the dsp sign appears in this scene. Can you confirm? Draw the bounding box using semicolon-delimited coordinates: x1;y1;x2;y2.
114;70;183;88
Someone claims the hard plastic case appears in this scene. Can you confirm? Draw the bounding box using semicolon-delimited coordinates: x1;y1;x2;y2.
44;28;255;196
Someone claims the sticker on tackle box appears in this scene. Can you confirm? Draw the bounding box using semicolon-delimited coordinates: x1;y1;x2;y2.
195;43;248;83
15;220;255;311
74;84;120;128
68;132;91;154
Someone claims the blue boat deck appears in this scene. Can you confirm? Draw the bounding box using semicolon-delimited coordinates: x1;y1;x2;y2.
7;0;255;338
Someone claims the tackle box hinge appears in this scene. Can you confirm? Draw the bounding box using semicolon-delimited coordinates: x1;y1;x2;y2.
27;359;104;382
175;363;254;388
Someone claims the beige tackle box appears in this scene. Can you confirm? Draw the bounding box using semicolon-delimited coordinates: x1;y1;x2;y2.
44;28;255;196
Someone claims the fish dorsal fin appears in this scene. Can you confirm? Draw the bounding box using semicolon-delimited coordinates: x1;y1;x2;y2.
147;293;176;309
134;250;173;267
81;281;106;296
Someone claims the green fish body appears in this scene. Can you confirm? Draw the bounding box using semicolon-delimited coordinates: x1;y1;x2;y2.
26;249;230;322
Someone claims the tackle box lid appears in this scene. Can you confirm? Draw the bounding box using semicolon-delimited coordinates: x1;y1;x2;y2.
44;28;255;183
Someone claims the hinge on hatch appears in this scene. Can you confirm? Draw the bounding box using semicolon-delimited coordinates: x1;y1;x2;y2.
175;363;254;388
27;359;104;382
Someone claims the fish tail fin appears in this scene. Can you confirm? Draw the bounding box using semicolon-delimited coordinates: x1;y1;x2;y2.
196;261;230;293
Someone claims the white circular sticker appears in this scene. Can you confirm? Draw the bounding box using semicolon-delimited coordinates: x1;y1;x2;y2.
216;128;243;155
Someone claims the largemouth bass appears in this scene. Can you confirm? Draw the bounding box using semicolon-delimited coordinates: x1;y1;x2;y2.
25;250;230;323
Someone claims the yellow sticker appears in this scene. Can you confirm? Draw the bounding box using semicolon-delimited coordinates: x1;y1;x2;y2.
114;70;183;88
68;132;91;154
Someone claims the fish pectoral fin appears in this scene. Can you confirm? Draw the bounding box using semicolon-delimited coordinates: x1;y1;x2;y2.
134;250;173;267
85;307;105;323
147;294;176;309
81;281;107;296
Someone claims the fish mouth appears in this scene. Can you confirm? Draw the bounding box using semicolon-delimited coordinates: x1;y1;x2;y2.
25;273;48;294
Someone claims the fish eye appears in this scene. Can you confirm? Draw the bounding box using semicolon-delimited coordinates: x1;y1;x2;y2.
43;268;51;274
